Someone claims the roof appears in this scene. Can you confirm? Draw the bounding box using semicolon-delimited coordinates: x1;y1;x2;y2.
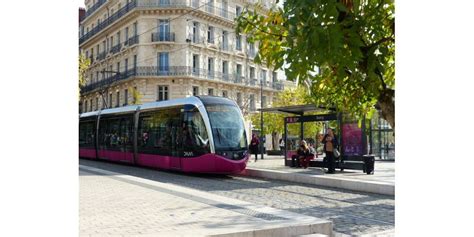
257;104;336;115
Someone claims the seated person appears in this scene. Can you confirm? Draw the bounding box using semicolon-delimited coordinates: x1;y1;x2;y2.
295;140;314;169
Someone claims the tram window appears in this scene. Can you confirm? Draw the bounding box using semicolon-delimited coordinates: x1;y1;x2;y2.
79;121;95;148
120;116;134;149
137;107;181;155
182;106;210;156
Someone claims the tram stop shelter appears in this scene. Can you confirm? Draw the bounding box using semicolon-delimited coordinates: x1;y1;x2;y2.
258;104;375;174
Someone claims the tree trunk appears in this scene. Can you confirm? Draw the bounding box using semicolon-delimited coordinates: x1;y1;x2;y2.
378;88;395;131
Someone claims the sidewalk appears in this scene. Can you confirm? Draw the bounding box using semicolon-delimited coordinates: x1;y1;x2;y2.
241;155;395;196
80;164;333;236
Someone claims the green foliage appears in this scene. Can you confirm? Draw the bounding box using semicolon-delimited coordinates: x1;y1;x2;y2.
237;0;395;129
249;86;324;136
130;87;142;105
79;53;91;99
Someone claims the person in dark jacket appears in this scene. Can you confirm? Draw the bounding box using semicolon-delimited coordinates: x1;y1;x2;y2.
249;133;260;162
322;128;339;174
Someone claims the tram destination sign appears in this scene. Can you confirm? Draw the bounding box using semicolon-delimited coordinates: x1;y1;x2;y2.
285;113;338;123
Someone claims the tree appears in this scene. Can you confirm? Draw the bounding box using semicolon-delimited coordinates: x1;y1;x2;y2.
237;0;395;130
79;53;91;99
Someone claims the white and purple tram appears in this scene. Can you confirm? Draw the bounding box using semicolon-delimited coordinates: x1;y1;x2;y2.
79;96;249;174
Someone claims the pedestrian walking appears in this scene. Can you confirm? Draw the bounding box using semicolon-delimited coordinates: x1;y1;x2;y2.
322;128;339;174
249;133;260;162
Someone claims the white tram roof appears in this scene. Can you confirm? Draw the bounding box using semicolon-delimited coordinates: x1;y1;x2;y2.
79;96;238;119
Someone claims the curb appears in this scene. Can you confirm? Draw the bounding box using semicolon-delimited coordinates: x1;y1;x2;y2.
240;168;394;196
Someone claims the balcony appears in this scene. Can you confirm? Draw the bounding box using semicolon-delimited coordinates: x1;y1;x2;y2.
220;43;229;51
152;32;175;42
80;0;236;45
222;73;230;82
81;66;269;94
110;44;122;54
127;35;139;46
84;0;107;19
96;51;106;61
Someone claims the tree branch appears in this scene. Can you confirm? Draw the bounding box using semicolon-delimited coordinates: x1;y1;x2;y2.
240;16;284;38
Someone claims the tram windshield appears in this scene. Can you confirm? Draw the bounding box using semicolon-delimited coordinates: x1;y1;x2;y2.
206;104;247;151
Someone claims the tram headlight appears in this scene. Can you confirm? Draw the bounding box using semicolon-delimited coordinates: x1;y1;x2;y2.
233;153;239;159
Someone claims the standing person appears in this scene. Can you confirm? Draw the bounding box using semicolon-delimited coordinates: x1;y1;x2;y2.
279;138;285;156
250;133;260;162
322;128;339;174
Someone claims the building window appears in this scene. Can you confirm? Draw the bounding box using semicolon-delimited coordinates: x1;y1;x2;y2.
192;22;200;43
158;85;169;101
207;26;214;43
207;0;214;13
250;67;255;79
133;22;138;36
133;86;137;104
158;19;170;40
222;91;228;98
125;27;129;42
116;62;120;74
193;54;199;74
222;30;228;50
117;31;121;45
262;96;267;108
261;69;267;84
133;54;137;69
208;57;214;78
124;89;128;105
250;94;255;111
90;99;92;111
125;58;128;73
208;88;214;96
222;60;228;80
193;86;199;96
158;52;169;74
84;100;88;112
96;97;99;110
235;64;242;82
236;6;242;16
109;93;112;109
116;91;120;107
237;92;242;106
236;34;242;51
272;71;278;82
249;42;255;57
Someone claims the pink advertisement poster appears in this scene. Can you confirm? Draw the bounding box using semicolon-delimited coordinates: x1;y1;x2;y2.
342;123;363;156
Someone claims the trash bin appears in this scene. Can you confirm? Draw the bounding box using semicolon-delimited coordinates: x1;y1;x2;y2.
363;155;375;175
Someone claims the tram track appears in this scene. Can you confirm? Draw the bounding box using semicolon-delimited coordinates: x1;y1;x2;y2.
79;159;394;235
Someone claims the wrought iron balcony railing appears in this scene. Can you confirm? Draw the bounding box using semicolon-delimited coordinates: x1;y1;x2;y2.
110;44;122;54
84;0;107;19
81;66;284;94
127;35;139;46
152;32;175;42
80;0;237;45
96;51;106;61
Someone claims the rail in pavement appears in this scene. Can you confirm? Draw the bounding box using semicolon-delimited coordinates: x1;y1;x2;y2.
80;164;333;237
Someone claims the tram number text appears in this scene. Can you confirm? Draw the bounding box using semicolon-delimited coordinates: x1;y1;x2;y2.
184;151;194;157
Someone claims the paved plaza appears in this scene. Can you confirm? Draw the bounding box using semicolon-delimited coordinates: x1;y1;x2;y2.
80;159;394;236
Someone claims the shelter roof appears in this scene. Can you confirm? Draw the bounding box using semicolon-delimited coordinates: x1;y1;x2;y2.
257;104;336;115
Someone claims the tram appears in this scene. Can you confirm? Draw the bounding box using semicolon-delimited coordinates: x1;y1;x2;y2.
79;96;249;174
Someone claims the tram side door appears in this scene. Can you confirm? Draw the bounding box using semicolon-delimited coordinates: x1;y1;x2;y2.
169;110;182;170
